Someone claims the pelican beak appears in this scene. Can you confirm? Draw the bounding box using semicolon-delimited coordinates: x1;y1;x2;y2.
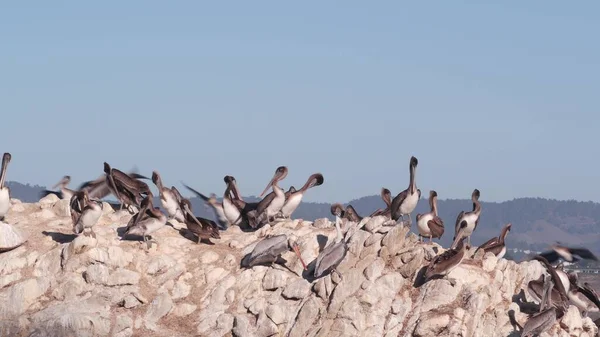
292;242;307;271
259;175;277;198
451;228;465;249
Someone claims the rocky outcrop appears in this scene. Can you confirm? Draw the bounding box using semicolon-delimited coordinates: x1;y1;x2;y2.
0;194;597;337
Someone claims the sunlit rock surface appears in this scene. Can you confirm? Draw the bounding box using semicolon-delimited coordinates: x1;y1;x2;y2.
0;199;597;337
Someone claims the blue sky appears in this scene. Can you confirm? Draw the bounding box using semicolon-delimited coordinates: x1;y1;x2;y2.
1;2;598;203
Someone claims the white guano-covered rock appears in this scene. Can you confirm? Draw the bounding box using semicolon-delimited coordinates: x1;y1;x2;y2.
0;200;595;337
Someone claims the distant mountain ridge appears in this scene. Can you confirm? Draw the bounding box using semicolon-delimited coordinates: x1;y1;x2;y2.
7;181;600;255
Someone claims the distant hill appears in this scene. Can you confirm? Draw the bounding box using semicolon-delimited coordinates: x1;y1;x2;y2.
8;180;600;255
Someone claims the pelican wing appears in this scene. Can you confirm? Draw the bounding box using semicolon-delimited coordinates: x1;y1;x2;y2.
569;248;598;261
580;283;600;310
246;234;287;266
454;211;464;236
314;241;347;278
427;216;444;239
390;189;408;221
538;250;560;264
181;183;210;202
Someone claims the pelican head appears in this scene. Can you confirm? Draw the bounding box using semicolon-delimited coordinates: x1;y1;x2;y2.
472;189;481;201
410;156;418;168
52;176;71;189
259;166;288;197
330;203;344;218
307;173;324;189
103;162;112;175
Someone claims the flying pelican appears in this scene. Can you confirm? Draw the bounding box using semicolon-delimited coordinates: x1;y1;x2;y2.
391;156;420;225
415;190;444;243
453;189;481;247
242;234;308;270
40;175;76;200
313;208;348;280
538;244;598;265
279;173;324;219
0;153;12;221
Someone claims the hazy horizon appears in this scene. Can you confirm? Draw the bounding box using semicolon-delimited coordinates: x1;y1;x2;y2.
2;2;598;203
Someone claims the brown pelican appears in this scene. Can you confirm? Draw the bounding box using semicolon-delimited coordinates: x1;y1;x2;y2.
72;196;103;238
521;275;557;337
242;234;308;269
475;223;512;258
40;175;76;200
69;190;89;226
391;156;420;225
530;255;570;317
279;173;324;219
104;162;150;213
424;222;470;286
330;203;345;219
416;190;444;243
79;169;148;200
0;153;12;221
344;205;362;223
179;198;220;244
370;188;392;217
566;273;600;316
247;166;288;228
181;182;228;229
313;210;348;279
151;171;185;222
123;194;167;249
453;189;481;247
538;244;598;265
284;186;297;199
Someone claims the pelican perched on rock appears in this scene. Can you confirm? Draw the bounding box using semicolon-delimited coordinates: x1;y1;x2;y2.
453;189;481;247
538;244;598;265
391;156;420;225
521;275;557;337
151;171;184;222
313;209;348;279
370;188;392;217
475;223;512;259
181;182;228;229
529;255;570;317
221;176;243;227
424;222;470;286
242;234;308;269
179;198;220;244
40;175;76;200
416;190;444;243
72;194;103;238
344;205;362;223
0;153;12;221
247;166;288;228
123;193;167;249
279;173;324;219
104;162;150;213
566;272;600;316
